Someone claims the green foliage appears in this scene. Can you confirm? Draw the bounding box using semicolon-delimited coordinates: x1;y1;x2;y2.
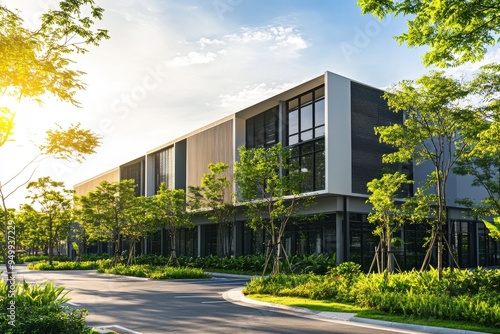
367;172;410;272
289;253;337;275
246;266;500;327
97;264;209;279
0;280;91;334
375;70;484;277
234;143;315;275
357;0;500;67
151;184;194;267
0;107;14;147
0;1;109;104
79;253;109;262
28;261;99;270
483;218;500;240
40;123;101;162
25;176;74;266
76;180;146;265
189;162;235;257
21;255;71;262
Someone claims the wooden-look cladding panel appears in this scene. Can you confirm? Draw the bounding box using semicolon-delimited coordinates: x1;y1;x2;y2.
187;120;233;202
73;169;119;196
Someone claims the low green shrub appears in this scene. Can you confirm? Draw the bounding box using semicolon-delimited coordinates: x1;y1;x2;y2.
149;267;209;279
99;264;210;279
28;261;99;270
0;280;91;334
245;266;500;327
79;253;109;262
20;254;71;263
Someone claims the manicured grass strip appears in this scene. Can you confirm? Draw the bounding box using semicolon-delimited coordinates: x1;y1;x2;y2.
246;294;367;313
246;294;500;334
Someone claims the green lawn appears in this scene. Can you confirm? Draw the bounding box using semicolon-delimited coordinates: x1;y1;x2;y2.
245;294;499;334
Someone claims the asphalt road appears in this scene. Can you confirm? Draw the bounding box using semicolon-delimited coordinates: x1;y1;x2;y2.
6;265;426;334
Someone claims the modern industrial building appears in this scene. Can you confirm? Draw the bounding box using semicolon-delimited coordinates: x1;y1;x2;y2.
74;71;500;270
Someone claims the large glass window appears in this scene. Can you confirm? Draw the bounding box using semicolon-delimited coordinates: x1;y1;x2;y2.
154;147;174;193
286;85;325;192
287;86;325;146
246;106;279;149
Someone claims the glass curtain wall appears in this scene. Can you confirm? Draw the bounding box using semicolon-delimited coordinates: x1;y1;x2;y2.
286;86;325;192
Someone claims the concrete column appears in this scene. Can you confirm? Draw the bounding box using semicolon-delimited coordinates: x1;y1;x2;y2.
336;212;345;263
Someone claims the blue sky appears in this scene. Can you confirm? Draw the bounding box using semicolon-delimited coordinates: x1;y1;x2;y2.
2;0;499;208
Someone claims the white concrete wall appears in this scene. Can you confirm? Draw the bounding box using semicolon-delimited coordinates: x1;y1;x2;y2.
325;71;352;195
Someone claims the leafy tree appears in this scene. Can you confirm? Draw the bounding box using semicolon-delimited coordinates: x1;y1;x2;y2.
357;0;500;67
453;64;500;242
0;124;100;284
375;71;476;279
151;184;193;267
76;180;137;266
0;0;107;285
189;162;235;257
25;177;73;265
234;143;314;276
0;1;109;105
467;63;500;157
122;196;155;264
366;172;411;273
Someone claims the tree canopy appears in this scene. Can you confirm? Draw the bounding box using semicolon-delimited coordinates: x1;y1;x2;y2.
357;0;500;67
0;1;109;104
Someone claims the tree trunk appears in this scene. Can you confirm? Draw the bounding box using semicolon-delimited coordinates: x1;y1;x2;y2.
437;223;443;280
168;232;180;267
48;219;53;266
273;233;281;275
386;228;393;274
112;231;121;266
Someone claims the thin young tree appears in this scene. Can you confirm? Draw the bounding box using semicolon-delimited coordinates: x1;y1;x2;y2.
123;195;155;265
375;71;475;279
25;177;73;265
151;184;193;267
189;162;235;257
76;180;137;266
366;172;411;273
234;143;314;276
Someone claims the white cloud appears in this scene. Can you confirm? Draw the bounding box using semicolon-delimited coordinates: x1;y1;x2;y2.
217;81;299;109
199;37;225;48
226;25;309;57
166;51;219;67
444;46;500;78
